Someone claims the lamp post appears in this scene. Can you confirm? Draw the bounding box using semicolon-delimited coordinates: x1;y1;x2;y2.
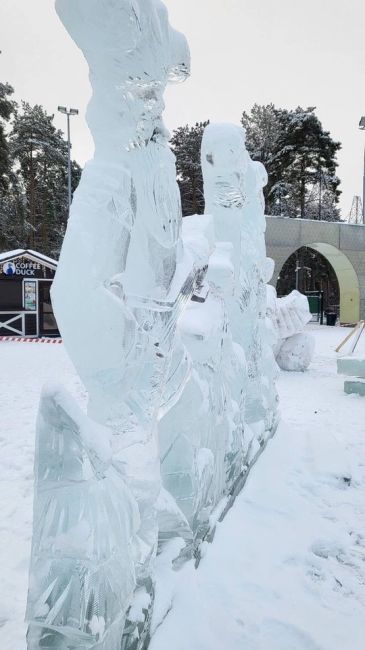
58;106;79;213
359;116;365;224
295;250;311;293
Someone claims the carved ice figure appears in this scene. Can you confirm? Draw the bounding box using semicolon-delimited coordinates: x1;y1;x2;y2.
158;214;239;540
266;278;314;370
164;248;234;532
267;285;312;345
202;123;279;435
26;386;139;649
158;206;253;540
26;0;205;647
51;0;200;569
158;125;279;542
158;216;221;537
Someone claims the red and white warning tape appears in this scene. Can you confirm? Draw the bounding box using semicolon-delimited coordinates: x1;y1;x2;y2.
0;336;63;344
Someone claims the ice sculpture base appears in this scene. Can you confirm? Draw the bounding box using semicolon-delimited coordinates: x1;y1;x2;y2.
26;385;139;650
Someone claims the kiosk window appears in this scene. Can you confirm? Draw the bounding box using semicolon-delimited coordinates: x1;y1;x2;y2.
0;280;23;309
24;281;37;311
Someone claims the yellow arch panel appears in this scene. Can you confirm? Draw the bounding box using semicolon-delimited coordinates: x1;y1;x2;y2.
310;243;360;324
275;243;360;324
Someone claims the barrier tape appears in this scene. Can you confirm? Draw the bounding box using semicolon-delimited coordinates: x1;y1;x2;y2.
0;336;62;344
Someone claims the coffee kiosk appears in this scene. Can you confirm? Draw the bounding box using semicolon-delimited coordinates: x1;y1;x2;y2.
0;249;59;337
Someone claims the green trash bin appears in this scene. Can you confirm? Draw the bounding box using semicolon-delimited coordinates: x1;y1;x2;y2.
307;296;320;316
325;312;337;326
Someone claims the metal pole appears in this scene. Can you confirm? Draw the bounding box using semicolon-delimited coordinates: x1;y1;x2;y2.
295;257;299;291
363;143;365;224
320;291;324;325
67;112;72;213
318;167;322;221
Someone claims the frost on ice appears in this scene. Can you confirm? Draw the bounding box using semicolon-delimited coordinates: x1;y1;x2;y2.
26;1;280;648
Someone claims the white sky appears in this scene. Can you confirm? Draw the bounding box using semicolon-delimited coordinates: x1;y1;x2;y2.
1;0;364;216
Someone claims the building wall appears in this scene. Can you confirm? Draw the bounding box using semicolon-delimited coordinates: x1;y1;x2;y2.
266;217;365;323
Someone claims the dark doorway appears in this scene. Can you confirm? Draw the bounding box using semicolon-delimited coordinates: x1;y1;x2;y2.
277;246;340;315
38;282;58;337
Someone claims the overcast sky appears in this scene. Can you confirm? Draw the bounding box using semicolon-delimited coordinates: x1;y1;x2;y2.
1;0;364;216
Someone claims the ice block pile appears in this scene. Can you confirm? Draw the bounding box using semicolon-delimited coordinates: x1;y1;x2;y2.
338;356;365;396
25;1;279;648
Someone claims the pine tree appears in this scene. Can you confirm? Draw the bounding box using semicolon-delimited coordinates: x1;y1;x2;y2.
0;82;16;195
0;190;28;250
278;107;341;219
10;102;81;256
241;104;291;212
241;104;341;220
304;181;341;222
170;121;209;216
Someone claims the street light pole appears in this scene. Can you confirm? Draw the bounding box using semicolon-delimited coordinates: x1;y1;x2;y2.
363;140;365;225
359;116;365;224
66;111;72;211
295;258;300;291
58;106;79;214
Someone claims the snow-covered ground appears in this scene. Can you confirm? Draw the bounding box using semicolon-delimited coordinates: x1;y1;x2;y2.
1;325;364;649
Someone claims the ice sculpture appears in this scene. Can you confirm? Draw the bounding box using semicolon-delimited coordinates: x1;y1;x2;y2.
266;285;312;346
158;124;279;543
158;215;221;537
51;0;200;569
202;124;279;433
266;279;314;371
276;333;315;371
26;386;139;649
159;217;237;538
27;0;203;648
27;1;280;647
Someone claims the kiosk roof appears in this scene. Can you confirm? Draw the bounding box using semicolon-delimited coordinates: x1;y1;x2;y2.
0;249;58;269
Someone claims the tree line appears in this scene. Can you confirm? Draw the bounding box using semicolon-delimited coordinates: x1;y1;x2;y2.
171;104;341;220
0;88;342;261
0;82;81;258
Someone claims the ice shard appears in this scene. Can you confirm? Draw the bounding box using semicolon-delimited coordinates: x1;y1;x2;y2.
26;386;140;649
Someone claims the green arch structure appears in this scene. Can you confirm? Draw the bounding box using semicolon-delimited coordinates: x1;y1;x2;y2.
277;242;360;325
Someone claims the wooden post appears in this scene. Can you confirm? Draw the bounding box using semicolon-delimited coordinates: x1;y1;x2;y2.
335;321;365;354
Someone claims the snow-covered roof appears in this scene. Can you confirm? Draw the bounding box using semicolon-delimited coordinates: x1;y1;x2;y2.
0;249;24;261
0;249;58;268
27;249;58;266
